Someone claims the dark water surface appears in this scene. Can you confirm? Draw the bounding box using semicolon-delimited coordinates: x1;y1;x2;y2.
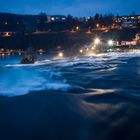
0;52;140;140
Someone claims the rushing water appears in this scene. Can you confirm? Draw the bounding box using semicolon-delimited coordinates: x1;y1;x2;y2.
1;52;140;140
1;52;140;98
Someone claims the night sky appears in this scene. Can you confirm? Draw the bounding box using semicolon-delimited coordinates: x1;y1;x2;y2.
0;0;140;16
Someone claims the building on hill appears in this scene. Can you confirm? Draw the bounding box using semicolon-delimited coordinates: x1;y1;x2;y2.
121;21;135;28
116;30;140;46
50;15;67;22
114;15;140;28
114;15;140;23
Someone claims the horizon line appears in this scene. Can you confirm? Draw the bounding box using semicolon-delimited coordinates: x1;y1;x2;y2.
0;11;140;18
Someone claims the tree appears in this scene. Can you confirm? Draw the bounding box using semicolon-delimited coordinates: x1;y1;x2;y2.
102;14;114;26
67;14;73;22
88;16;94;27
94;13;100;21
37;12;48;31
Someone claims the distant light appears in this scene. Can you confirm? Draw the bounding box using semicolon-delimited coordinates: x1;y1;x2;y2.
3;32;11;37
58;52;63;57
80;49;83;53
6;32;9;36
94;38;100;45
76;26;80;30
108;40;114;46
86;30;92;34
96;24;100;28
62;17;66;20
91;47;95;50
116;48;120;51
51;17;55;21
86;48;89;51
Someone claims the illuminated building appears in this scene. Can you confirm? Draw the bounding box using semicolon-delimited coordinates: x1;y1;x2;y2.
50;15;66;22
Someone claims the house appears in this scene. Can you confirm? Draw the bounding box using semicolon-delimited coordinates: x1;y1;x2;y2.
122;21;135;28
116;31;140;46
114;15;140;23
50;15;67;22
0;31;16;37
102;28;139;47
116;40;137;46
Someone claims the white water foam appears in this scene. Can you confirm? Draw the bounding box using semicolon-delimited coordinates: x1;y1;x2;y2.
5;59;51;67
4;52;140;68
0;79;71;97
1;51;140;97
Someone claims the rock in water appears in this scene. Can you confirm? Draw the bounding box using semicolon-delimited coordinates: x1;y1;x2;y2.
20;55;36;64
20;47;36;64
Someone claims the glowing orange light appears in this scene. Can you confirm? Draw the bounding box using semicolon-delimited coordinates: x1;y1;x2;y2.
76;26;80;30
96;24;100;28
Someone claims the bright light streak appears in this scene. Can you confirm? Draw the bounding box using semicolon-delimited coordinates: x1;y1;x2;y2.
108;40;114;46
94;38;100;45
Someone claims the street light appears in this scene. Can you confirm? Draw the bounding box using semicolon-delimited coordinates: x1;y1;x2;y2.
108;40;114;46
76;26;80;31
91;46;95;50
58;52;63;57
94;38;100;45
96;24;100;28
80;49;83;53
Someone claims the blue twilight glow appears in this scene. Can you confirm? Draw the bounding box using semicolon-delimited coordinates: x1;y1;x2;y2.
0;0;139;16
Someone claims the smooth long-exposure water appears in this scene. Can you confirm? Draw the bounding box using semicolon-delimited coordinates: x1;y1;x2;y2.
0;52;140;140
1;52;140;98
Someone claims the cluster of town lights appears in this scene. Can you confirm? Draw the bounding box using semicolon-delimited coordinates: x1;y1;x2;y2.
93;38;114;46
79;38;114;54
1;38;114;58
58;38;114;58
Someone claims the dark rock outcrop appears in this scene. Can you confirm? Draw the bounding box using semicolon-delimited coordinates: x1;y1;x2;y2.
20;55;36;64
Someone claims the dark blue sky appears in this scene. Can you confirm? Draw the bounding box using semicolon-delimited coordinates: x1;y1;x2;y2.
0;0;140;16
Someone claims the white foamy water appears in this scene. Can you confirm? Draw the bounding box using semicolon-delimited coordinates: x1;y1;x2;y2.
1;51;140;97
